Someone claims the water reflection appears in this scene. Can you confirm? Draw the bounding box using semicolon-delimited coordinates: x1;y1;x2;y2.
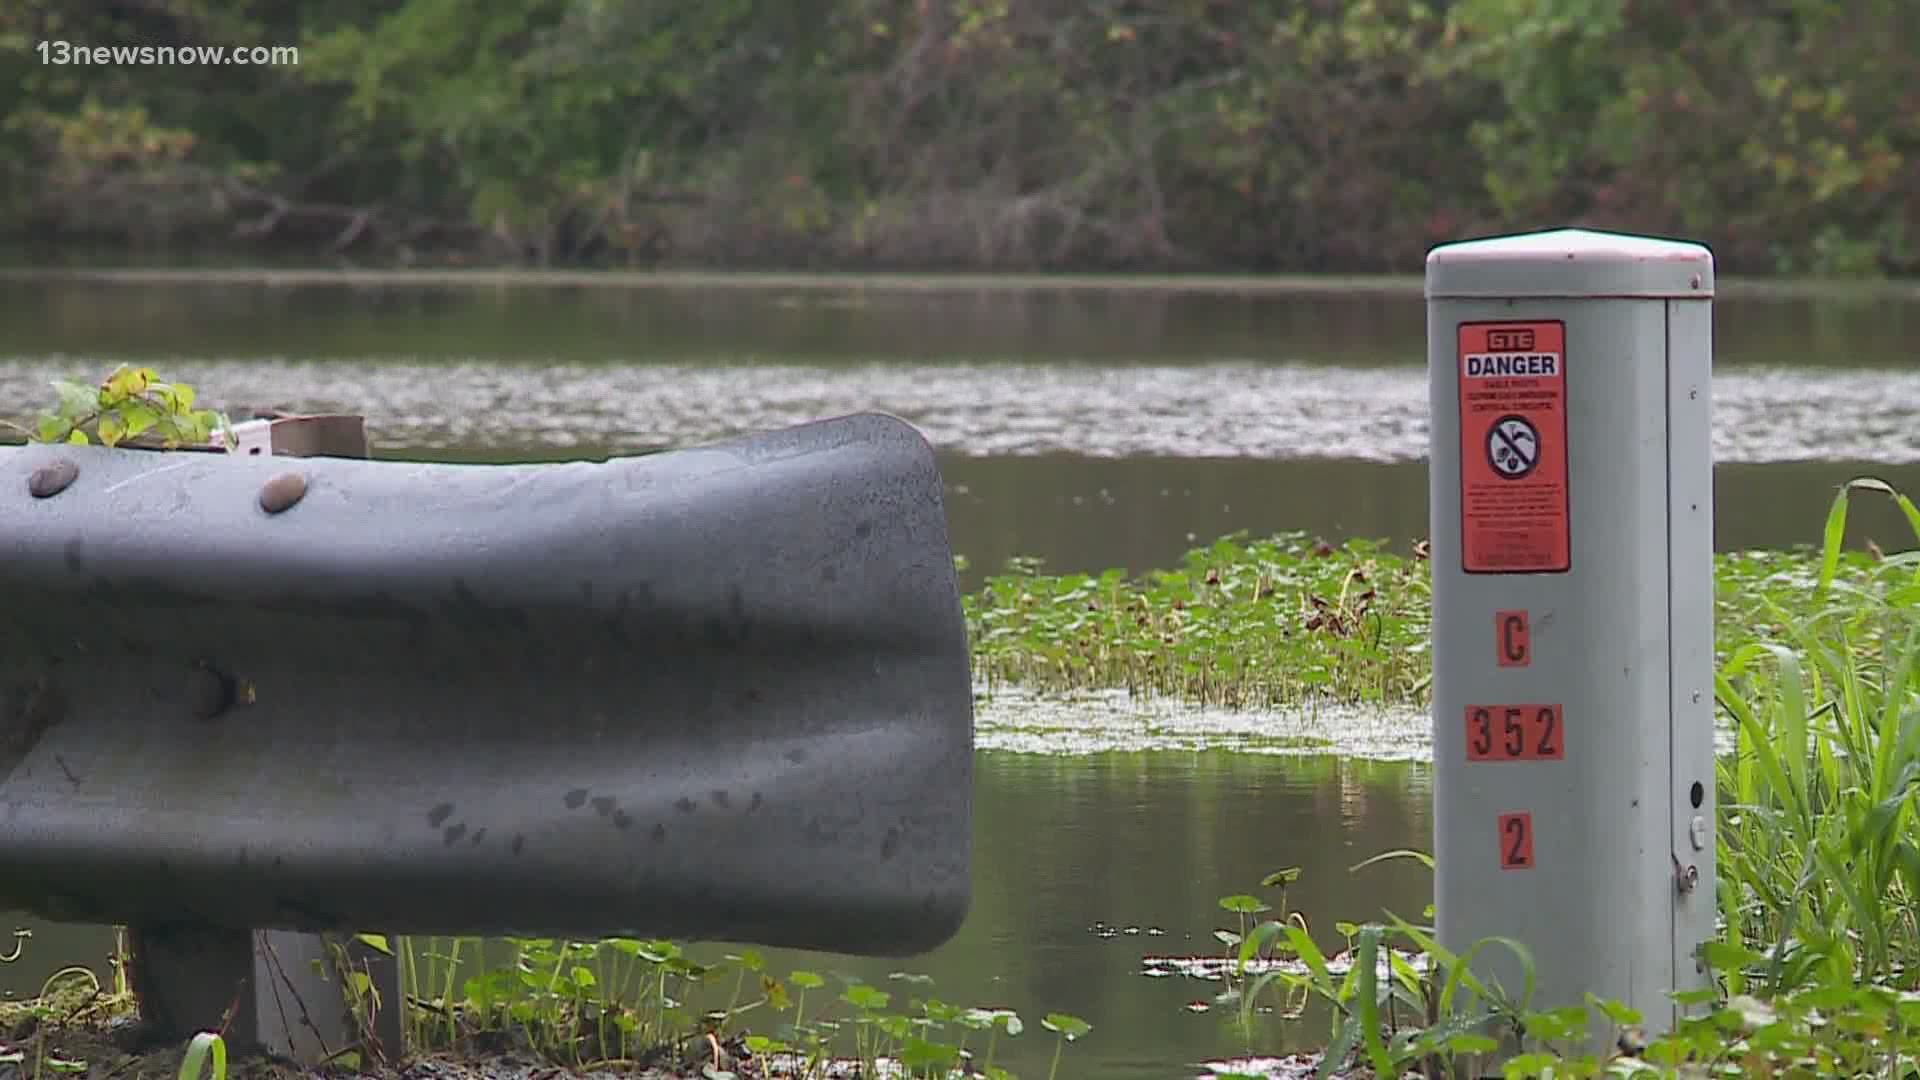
3;279;1918;369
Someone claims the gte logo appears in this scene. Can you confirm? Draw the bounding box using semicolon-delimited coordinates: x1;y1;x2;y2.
1487;328;1536;351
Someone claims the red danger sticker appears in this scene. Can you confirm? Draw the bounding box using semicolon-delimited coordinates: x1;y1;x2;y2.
1458;322;1570;574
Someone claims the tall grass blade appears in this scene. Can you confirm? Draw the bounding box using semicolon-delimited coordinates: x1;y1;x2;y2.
177;1033;226;1080
1314;1016;1359;1080
1350;927;1393;1076
1759;643;1812;814
1818;484;1851;598
1718;671;1796;820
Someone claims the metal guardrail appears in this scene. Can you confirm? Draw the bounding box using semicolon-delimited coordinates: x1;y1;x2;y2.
0;412;973;971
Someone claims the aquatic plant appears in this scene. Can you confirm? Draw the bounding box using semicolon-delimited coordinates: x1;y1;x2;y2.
967;534;1433;709
325;933;1072;1079
963;531;1901;712
9;913;1068;1078
1039;1013;1090;1080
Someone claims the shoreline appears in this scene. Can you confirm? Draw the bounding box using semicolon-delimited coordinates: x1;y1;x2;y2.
1;266;1917;300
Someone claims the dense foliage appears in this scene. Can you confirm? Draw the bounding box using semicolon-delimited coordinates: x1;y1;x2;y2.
3;0;1916;274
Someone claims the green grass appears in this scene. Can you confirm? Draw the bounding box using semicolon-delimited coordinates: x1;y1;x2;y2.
1712;479;1920;998
963;532;1901;711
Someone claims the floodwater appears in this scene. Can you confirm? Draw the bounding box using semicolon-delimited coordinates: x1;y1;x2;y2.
2;278;1917;1077
4;281;1918;582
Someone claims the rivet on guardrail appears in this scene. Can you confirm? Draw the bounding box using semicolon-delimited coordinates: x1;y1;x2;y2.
27;459;79;499
258;472;308;514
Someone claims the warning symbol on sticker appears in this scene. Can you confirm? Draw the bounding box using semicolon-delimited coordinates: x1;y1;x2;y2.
1487;416;1539;479
1458;321;1571;574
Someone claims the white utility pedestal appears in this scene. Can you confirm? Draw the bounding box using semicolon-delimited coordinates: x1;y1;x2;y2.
1425;229;1716;1052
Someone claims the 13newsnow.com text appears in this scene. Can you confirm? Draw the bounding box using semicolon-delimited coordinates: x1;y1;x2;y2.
37;42;300;66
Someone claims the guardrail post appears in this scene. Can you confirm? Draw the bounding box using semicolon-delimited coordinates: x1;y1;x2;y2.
124;412;402;1063
127;928;403;1063
1424;229;1716;1061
